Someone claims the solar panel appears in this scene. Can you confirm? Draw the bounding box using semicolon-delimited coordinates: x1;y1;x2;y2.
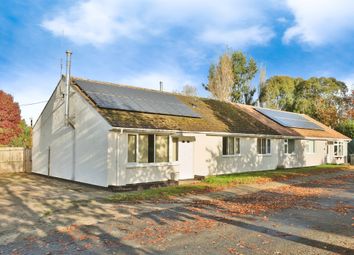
75;79;200;118
255;108;324;130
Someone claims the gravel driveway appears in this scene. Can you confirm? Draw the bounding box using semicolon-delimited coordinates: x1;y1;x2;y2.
0;168;353;255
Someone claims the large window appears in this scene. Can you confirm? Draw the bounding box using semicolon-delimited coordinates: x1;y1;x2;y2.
222;137;240;155
305;140;316;153
128;134;170;163
257;138;271;154
334;141;343;157
284;139;295;154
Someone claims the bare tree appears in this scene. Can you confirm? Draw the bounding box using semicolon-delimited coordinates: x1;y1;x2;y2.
204;52;233;101
181;84;197;96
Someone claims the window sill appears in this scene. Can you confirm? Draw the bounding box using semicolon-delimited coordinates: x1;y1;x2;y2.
285;153;296;156
222;154;242;158
126;162;179;168
257;154;272;157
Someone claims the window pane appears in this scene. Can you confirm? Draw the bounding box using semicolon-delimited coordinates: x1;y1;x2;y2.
128;135;137;162
228;137;235;155
235;138;240;154
257;139;262;154
339;143;343;156
148;135;155;162
284;139;288;154
222;137;228;155
156;135;169;162
267;139;271;154
334;142;338;156
172;138;178;161
262;139;266;154
138;135;149;163
312;141;315;153
288;139;295;154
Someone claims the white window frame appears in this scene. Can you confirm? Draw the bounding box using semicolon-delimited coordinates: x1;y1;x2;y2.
284;139;295;155
127;133;174;166
222;137;241;156
305;140;316;154
257;138;271;155
334;141;344;157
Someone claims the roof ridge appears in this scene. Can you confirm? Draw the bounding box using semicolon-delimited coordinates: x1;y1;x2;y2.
72;76;189;97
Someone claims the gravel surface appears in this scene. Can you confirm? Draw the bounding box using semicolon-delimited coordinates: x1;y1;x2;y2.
0;168;353;255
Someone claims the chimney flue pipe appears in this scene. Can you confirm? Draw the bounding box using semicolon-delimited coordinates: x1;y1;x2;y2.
65;50;72;126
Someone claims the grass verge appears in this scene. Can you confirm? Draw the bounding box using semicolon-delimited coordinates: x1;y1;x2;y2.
108;185;214;202
107;164;350;202
204;164;349;186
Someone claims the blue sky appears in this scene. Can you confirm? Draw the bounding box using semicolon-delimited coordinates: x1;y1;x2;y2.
1;0;354;123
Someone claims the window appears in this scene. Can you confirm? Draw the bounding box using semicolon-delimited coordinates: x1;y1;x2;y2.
284;139;295;154
128;134;170;163
257;138;271;154
305;140;316;153
172;138;179;161
334;141;343;157
222;137;240;155
155;135;169;162
128;135;137;162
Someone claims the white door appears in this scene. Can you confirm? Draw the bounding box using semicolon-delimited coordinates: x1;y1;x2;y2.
326;143;333;164
178;141;194;180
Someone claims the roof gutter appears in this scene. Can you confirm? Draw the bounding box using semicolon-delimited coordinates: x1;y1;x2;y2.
109;126;350;141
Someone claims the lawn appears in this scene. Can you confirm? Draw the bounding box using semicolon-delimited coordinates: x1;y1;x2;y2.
108;164;350;202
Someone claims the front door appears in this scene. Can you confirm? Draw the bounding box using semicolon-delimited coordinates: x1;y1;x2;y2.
178;141;194;180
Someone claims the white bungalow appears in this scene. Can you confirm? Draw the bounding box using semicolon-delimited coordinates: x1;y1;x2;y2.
32;74;350;188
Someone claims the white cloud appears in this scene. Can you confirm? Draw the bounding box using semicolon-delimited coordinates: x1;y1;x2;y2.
42;1;144;46
283;0;354;45
42;0;274;48
199;26;275;48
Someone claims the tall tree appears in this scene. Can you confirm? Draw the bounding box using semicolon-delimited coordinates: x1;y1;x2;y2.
204;52;233;101
230;51;258;105
204;50;258;104
181;84;197;97
258;65;266;106
259;76;301;110
0;90;21;145
293;77;348;127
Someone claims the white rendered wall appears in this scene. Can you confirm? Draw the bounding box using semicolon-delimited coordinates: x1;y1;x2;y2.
193;135;341;177
32;80;111;187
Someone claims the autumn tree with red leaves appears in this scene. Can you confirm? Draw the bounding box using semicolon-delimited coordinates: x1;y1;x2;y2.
0;90;21;145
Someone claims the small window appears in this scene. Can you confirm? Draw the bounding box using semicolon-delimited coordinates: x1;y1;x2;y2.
155;135;169;162
128;135;137;162
222;137;240;155
334;141;343;157
305;140;316;154
172;138;179;161
284;139;295;154
257;138;271;154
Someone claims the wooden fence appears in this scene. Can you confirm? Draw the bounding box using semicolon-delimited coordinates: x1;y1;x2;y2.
0;147;31;173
